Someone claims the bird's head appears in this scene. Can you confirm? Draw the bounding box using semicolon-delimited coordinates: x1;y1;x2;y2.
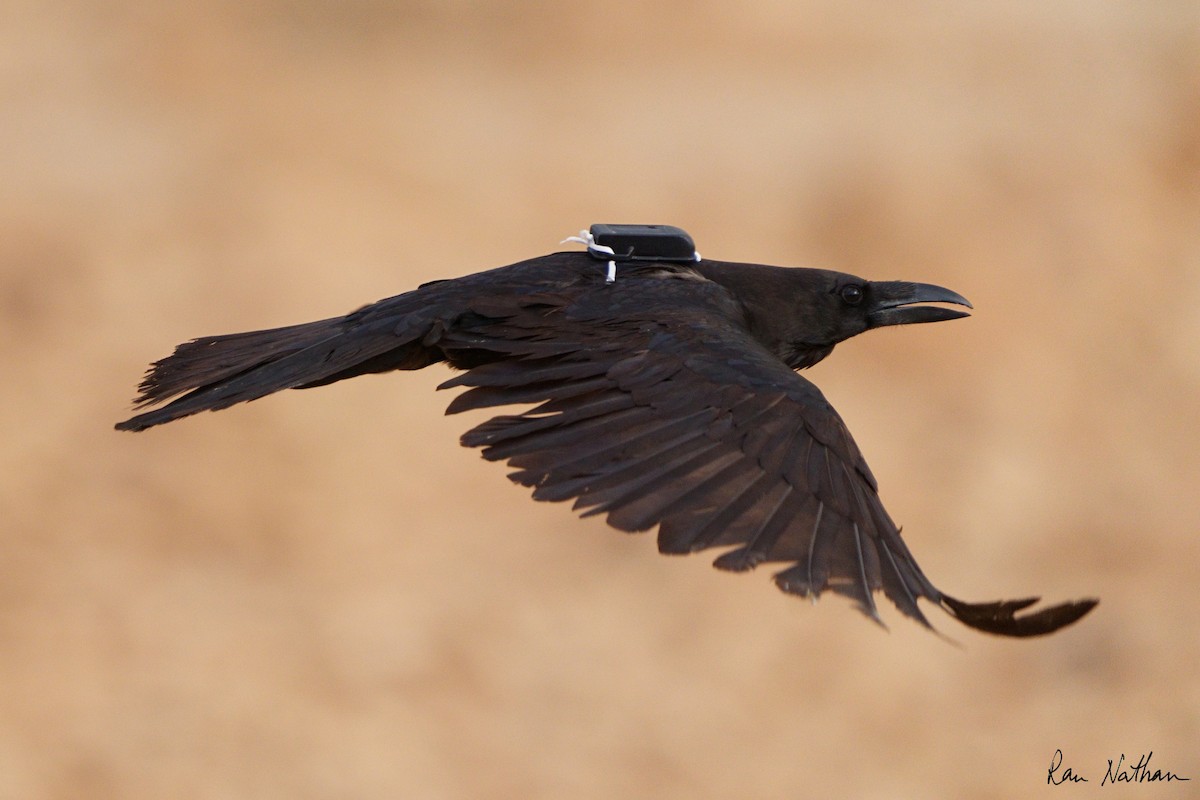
709;264;973;370
787;269;973;368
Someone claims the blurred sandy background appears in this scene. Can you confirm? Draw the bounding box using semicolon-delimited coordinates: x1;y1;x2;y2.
3;2;1198;798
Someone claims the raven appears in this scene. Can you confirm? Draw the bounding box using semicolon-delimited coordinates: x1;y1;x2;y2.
117;227;1096;637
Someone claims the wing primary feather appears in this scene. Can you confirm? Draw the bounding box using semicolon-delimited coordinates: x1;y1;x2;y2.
804;500;826;596
878;542;933;628
593;442;743;528
850;522;884;625
460;392;638;450
940;594;1099;637
509;406;717;480
653;459;765;553
605;448;746;532
710;483;795;572
496;406;658;466
445;375;613;414
440;358;606;389
684;473;779;552
551;433;725;508
657;470;778;554
839;462;933;626
770;499;826;598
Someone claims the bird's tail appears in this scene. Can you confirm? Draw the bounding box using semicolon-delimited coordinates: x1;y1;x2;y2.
115;311;440;432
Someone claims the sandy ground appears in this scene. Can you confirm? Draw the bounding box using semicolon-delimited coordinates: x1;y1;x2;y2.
3;2;1198;798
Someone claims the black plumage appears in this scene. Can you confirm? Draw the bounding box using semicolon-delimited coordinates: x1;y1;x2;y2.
117;249;1097;637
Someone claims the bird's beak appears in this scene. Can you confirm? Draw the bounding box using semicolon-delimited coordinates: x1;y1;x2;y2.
865;281;973;328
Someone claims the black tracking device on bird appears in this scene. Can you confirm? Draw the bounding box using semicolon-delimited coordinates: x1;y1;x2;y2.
117;225;1097;639
564;224;700;282
588;224;698;262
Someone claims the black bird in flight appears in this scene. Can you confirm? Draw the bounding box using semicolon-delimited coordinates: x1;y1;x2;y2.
117;225;1096;637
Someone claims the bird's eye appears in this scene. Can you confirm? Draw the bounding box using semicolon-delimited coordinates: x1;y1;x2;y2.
840;284;864;305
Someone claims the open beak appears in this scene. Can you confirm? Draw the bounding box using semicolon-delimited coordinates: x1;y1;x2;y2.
866;281;973;328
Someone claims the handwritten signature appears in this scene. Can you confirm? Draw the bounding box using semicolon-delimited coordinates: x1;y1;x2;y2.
1048;749;1191;785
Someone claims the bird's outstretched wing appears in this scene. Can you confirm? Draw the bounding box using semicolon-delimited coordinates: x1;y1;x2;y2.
435;266;1094;636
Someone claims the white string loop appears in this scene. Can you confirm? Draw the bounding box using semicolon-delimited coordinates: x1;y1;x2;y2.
562;229;618;282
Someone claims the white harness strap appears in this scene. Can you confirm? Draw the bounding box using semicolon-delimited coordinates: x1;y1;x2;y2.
562;229;619;282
